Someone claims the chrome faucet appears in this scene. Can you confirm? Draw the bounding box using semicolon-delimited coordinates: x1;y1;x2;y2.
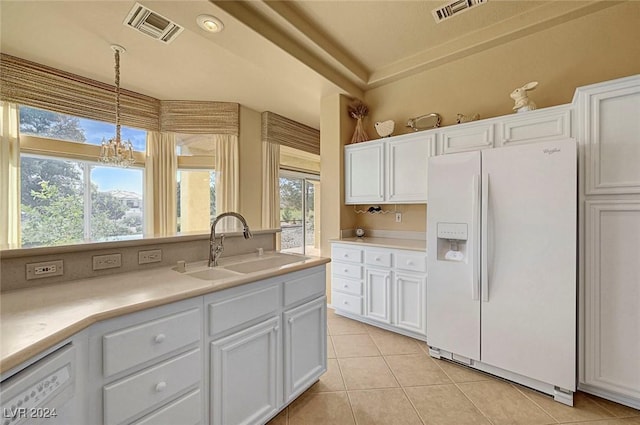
209;212;253;267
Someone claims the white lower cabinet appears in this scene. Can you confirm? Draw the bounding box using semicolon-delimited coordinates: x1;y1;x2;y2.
86;266;327;425
283;296;327;403
210;317;281;425
88;298;204;425
206;266;327;425
332;243;427;340
364;268;392;324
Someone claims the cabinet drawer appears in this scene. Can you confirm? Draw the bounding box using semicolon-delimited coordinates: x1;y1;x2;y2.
332;245;363;263
395;252;427;273
501;108;570;146
132;389;201;425
208;284;280;337
332;276;362;296
365;249;392;268
103;307;200;377
284;271;325;306
332;291;362;315
332;262;363;280
103;348;201;425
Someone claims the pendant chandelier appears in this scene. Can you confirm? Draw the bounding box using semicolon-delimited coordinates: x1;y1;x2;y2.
99;44;135;167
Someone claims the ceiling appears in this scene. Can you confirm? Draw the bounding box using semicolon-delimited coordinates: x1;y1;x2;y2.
0;0;616;129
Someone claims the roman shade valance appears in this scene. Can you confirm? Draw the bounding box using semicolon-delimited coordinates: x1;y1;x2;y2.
160;101;239;136
0;54;160;131
261;111;320;155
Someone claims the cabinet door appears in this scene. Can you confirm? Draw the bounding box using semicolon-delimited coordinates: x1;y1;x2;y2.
210;317;280;425
438;122;494;154
364;268;391;324
578;76;640;194
583;201;640;401
345;141;384;204
498;107;571;147
283;297;327;403
387;134;435;203
394;272;427;336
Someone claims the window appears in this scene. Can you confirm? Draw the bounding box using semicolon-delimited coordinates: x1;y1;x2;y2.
176;134;216;233
279;171;320;255
18;106;146;248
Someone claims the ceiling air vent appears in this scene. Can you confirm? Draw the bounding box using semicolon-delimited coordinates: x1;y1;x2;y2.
432;0;488;23
124;2;184;44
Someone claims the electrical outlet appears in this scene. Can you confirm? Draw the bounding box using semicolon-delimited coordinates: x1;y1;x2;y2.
395;212;402;223
26;260;64;280
139;249;162;265
93;253;122;270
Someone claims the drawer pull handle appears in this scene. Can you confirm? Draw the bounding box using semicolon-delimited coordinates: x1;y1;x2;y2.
154;334;166;344
155;382;167;392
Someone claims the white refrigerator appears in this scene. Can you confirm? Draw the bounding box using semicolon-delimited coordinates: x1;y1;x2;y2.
426;139;577;404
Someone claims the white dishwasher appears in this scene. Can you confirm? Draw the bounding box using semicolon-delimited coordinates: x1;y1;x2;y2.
1;344;76;425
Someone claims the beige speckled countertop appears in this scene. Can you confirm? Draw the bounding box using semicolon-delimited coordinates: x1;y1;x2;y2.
331;237;427;252
0;253;330;374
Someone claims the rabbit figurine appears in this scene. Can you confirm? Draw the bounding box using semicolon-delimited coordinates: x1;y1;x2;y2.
510;81;538;112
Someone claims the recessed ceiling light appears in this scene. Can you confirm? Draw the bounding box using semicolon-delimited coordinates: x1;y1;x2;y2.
196;14;224;33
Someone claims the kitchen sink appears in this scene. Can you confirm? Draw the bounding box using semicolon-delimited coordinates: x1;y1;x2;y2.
187;268;242;281
223;253;309;274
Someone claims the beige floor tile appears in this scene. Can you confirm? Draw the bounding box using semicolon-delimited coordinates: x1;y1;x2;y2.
434;359;492;383
328;316;369;335
562;419;640;425
368;328;423;355
267;408;288;425
309;358;346;393
348;388;423;425
339;356;399;390
327;336;336;359
332;334;381;358
404;384;491;425
589;394;640;418
458;380;556;425
517;387;613;423
288;391;355;425
385;354;452;387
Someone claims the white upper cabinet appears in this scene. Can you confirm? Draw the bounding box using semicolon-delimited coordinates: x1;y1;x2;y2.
438;122;495;154
497;105;572;147
575;75;640;194
344;141;384;204
387;133;436;203
345;133;434;204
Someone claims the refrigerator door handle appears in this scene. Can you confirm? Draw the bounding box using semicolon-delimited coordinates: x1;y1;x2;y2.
472;174;480;301
481;173;489;302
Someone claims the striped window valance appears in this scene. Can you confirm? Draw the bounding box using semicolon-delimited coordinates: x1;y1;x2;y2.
262;111;319;155
160;101;239;136
0;54;160;131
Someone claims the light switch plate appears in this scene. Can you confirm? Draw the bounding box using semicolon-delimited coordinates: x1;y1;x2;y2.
139;249;162;264
93;253;122;270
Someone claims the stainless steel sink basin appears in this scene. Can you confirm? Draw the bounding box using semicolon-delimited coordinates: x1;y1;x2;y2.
223;254;308;274
187;268;242;281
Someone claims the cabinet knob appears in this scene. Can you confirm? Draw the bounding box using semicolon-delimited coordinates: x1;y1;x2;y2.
154;333;166;344
375;257;381;261
155;382;167;392
343;300;349;305
344;268;348;273
343;284;348;288
343;253;348;258
406;260;413;265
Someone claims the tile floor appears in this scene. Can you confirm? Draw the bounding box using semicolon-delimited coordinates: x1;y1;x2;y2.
267;308;640;425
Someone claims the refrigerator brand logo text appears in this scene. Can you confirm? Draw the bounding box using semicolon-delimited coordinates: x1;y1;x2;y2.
543;148;561;155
